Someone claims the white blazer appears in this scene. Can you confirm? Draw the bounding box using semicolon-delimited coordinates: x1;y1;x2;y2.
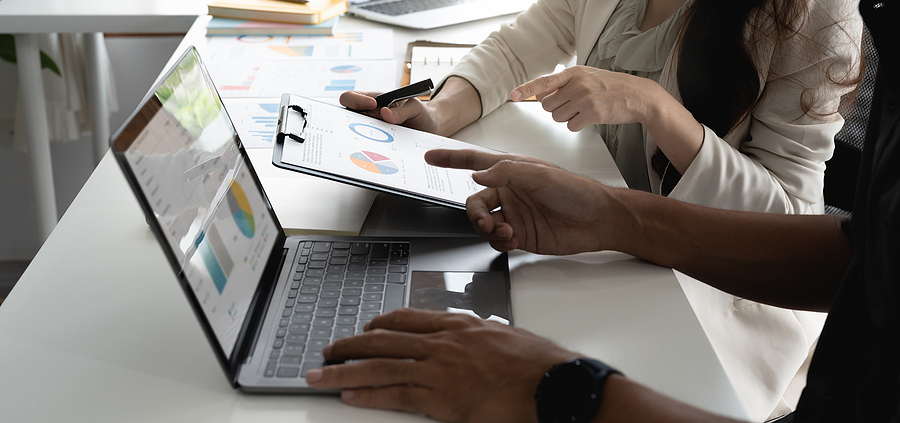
440;0;862;419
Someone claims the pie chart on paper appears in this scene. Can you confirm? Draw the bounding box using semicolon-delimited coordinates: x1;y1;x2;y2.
350;151;399;175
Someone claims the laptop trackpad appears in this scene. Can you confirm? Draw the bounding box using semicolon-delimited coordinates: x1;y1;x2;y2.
409;271;510;325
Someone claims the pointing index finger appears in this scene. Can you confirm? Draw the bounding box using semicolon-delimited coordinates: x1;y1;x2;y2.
511;72;570;102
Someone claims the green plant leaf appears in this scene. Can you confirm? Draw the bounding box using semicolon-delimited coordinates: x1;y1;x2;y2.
0;33;62;76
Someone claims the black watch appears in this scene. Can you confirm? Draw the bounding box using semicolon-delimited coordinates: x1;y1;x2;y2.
534;358;622;423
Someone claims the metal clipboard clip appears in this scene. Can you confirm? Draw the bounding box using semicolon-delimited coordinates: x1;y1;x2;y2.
276;104;309;144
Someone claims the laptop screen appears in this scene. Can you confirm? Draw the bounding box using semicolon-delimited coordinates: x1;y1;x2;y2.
112;49;278;358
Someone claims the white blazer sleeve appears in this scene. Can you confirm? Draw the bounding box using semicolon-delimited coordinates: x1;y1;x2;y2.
668;0;863;214
436;0;581;117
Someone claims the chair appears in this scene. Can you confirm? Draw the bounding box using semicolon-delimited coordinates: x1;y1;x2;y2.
824;28;879;215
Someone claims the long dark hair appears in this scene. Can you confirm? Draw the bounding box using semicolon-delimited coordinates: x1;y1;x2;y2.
675;0;858;137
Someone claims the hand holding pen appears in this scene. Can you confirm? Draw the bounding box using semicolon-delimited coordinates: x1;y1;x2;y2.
339;78;443;134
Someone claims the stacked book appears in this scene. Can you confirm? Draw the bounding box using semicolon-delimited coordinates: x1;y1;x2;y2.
208;0;348;30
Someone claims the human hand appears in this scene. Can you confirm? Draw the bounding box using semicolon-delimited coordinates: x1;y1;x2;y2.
339;90;443;134
510;65;669;132
306;308;579;423
425;149;614;255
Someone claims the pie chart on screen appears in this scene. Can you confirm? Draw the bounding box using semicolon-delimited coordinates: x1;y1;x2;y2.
350;151;399;175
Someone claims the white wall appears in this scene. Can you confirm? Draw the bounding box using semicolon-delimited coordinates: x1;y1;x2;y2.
0;35;183;260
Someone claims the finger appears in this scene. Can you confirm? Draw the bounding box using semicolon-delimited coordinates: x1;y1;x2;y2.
325;328;430;362
367;308;482;334
340;90;378;111
340;385;440;417
306;358;431;390
511;72;572;102
379;98;424;125
424;148;507;171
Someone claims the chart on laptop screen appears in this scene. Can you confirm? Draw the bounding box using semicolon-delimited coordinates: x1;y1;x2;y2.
123;51;278;357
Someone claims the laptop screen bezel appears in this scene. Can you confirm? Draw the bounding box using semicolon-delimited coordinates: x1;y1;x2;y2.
109;46;289;387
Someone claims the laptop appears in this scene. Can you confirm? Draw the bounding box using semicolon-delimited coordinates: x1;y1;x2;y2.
110;47;512;392
347;0;535;29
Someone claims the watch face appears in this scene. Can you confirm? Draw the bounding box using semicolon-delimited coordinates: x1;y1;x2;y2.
535;359;604;423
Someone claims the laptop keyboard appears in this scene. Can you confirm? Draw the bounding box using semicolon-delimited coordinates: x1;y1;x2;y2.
264;241;409;379
358;0;478;16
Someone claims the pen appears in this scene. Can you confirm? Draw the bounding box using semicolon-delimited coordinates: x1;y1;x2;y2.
374;78;434;108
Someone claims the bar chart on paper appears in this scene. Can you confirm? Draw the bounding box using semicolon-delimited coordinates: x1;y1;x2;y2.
211;60;396;98
223;99;281;148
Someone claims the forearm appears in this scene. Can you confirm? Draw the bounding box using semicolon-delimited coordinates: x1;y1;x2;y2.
601;187;854;311
641;87;704;175
429;76;483;136
593;376;746;423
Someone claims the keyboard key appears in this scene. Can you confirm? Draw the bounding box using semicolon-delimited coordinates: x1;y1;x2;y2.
329;257;348;265
282;309;293;317
319;298;339;308
287;289;298;298
333;242;351;249
346;271;366;279
389;258;409;266
264;361;277;378
336;316;357;326
340;296;361;306
321;290;340;299
387;274;406;284
332;249;350;257
303;241;314;249
270;350;281;360
361;302;382;311
327;265;346;273
290;281;301;289
297;294;317;303
350;242;370;255
279;318;291;327
364;284;385;292
273;338;284;349
295;303;315;313
345;279;364;288
371;243;390;258
289;322;310;333
281;356;301;365
311;253;328;261
297;255;309;265
338;306;359;315
283;345;305;356
363;293;383;301
306;269;325;277
367;267;387;275
287;334;308;344
292;272;304;281
311;328;332;338
276;328;287;338
276;366;300;378
384;284;405;314
313;317;335;327
342;287;362;297
303;277;323;285
335;326;355;337
323;280;343;288
285;299;295;308
292;313;313;323
306;350;325;361
300;286;320;294
308;338;330;351
369;259;388;267
360;311;380;321
366;276;386;284
388;265;408;273
313;242;331;252
333;332;355;341
315;308;337;318
308;261;327;269
348;263;367;271
349;255;368;263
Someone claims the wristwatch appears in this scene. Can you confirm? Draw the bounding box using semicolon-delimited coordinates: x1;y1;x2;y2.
534;358;622;423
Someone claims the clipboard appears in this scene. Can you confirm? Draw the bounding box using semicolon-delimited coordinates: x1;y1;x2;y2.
272;93;496;210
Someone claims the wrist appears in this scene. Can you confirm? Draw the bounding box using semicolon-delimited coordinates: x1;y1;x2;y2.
534;358;623;423
429;76;482;136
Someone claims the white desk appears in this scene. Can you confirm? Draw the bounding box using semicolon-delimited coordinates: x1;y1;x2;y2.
0;13;748;423
0;0;205;243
